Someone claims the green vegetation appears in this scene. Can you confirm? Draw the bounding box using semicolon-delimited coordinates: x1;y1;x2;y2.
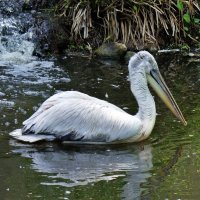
51;0;200;49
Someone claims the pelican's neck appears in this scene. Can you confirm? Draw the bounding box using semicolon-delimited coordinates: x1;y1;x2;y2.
129;68;156;139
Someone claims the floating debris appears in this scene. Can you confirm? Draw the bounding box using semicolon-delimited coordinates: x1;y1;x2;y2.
158;49;180;53
0;100;15;107
105;93;109;98
59;77;71;83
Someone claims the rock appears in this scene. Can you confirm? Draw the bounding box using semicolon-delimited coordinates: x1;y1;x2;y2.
95;42;127;59
124;51;136;63
144;43;158;52
0;0;25;15
0;92;6;97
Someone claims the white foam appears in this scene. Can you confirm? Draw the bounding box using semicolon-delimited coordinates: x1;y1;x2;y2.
0;39;35;64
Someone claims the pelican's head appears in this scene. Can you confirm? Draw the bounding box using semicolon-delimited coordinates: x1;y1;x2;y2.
129;51;187;125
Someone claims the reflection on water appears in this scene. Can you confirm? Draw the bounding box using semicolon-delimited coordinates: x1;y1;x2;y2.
0;53;200;200
10;141;152;199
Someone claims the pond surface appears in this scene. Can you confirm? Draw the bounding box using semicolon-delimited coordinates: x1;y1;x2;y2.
0;53;199;200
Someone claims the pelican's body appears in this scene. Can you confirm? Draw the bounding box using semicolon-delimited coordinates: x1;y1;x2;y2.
9;51;186;143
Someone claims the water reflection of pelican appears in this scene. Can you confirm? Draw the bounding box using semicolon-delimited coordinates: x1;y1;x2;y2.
10;141;152;199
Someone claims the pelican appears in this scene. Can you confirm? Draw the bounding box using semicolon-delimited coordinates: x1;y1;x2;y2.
9;51;187;143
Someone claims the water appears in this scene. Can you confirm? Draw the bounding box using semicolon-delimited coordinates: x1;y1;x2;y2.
0;0;35;62
0;50;199;199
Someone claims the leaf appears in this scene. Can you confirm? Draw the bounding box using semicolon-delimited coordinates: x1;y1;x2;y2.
184;26;189;31
133;5;138;12
194;18;200;24
177;0;184;11
183;12;191;23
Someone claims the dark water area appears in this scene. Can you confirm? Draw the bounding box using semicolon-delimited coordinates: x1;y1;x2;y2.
0;52;200;200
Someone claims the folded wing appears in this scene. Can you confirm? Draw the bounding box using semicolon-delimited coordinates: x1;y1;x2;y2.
22;91;142;143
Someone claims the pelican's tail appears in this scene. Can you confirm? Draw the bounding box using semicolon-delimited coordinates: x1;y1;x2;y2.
9;129;56;143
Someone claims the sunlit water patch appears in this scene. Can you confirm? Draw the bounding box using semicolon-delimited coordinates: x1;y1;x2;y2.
0;60;70;97
0;59;70;132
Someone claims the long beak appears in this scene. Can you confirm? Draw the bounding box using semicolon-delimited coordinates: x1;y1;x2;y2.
147;69;187;126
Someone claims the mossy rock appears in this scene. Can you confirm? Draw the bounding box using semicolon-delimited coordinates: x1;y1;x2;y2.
95;42;127;59
124;51;136;63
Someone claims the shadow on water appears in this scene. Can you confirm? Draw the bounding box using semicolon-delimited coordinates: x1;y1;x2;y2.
0;52;200;200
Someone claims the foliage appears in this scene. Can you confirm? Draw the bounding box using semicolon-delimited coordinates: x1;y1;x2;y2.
51;1;200;48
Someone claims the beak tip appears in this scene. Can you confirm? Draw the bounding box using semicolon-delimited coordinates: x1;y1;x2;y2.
181;119;187;126
184;121;187;126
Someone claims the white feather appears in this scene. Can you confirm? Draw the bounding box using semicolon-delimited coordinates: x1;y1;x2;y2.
22;91;143;143
9;129;56;143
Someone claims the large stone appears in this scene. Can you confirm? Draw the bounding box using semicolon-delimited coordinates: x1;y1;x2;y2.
124;51;136;63
95;42;127;59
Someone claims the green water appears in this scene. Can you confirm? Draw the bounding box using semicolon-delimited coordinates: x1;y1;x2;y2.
0;53;199;200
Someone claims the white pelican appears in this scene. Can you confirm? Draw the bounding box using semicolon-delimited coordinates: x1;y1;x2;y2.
9;51;187;143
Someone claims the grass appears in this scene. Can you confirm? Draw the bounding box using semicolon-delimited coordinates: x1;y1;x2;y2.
46;1;200;49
